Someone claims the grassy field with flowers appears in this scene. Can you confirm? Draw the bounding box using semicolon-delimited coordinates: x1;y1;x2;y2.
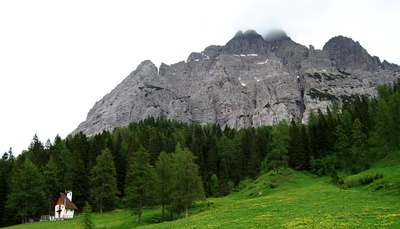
6;151;400;229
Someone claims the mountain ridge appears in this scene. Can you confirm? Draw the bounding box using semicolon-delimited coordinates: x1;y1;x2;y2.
73;30;400;136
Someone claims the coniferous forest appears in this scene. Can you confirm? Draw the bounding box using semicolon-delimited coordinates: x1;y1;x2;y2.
1;81;400;226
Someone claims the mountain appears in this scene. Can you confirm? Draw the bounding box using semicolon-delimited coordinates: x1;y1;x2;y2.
73;29;400;136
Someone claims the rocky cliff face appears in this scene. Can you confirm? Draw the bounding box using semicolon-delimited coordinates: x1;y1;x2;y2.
73;30;400;136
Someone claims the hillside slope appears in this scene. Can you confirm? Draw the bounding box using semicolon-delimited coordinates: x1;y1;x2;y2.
7;152;399;229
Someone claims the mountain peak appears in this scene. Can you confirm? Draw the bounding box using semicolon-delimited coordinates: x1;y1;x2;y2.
224;29;268;55
264;29;290;43
233;29;260;38
323;36;380;71
73;29;400;136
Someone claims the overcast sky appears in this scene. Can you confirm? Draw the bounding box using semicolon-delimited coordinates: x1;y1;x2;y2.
1;0;400;155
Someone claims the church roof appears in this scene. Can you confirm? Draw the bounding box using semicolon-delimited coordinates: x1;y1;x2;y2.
54;192;78;210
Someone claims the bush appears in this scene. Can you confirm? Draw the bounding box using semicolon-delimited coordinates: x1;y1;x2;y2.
341;172;384;189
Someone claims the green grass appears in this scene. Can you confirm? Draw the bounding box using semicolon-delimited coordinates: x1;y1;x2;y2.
6;152;400;229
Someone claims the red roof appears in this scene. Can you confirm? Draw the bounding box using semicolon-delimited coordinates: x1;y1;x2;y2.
54;192;78;210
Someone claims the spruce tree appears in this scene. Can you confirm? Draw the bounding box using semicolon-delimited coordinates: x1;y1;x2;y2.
334;124;352;175
90;148;119;213
288;119;307;170
154;151;173;222
352;118;369;171
171;143;205;218
125;146;156;222
43;157;61;215
7;158;45;224
0;149;15;227
375;98;394;159
265;120;290;176
64;149;89;209
217;134;236;180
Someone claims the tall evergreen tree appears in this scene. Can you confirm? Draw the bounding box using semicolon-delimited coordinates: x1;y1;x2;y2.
0;149;15;227
171;143;205;218
352;118;369;171
125;146;156;222
375;98;394;159
90;148;119;213
217;134;236;180
27;134;47;169
51;140;71;190
7;158;45;224
64;149;89;209
334;124;352;175
148;127;164;164
42;157;61;215
288;119;307;170
154;151;173;222
265;120;290;176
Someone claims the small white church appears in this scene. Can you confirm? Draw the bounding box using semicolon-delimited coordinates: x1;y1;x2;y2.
54;191;78;220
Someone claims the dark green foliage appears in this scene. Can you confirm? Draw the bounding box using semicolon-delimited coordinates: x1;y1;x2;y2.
307;88;337;101
124;146;156;222
306;72;321;79
154;151;173;222
334;124;352;175
26;134;47;169
352;118;369;172
43;157;61;215
0;149;15;227
374;98;393;159
7;158;45;224
265;120;290;176
64;149;89;210
90;148;119;213
206;174;220;197
288;119;308;170
171;143;205;218
217;134;236;180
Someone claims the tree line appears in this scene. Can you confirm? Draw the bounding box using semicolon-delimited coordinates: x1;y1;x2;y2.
1;80;400;226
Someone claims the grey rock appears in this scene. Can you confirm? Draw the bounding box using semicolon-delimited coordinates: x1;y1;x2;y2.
72;30;400;136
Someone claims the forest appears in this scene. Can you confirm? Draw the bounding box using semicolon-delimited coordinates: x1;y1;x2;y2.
1;81;400;227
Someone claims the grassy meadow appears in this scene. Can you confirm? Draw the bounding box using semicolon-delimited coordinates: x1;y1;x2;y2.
5;151;400;229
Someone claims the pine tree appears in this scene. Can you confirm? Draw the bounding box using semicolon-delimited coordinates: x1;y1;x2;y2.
51;140;71;190
217;134;236;180
125;146;156;222
154;151;173;222
334;124;352;175
208;174;220;197
7;158;45;224
171;143;205;218
64;149;89;209
27;134;47;169
375;98;394;159
288;119;307;170
265;120;290;176
90;148;119;213
43;157;61;215
148;127;164;164
0;149;15;227
352;118;369;171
